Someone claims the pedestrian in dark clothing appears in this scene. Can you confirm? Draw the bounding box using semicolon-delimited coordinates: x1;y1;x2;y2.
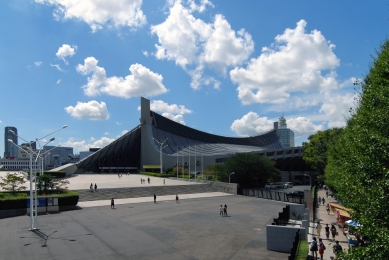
326;191;328;198
154;194;156;203
322;197;325;205
176;194;179;203
333;241;342;257
219;205;223;216
111;198;114;209
330;224;337;240
148;178;150;184
224;204;228;216
94;183;97;191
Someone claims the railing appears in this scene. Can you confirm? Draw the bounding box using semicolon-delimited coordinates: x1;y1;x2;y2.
241;188;305;204
288;230;300;260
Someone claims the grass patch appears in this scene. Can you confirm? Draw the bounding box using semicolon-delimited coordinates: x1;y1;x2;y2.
295;240;309;260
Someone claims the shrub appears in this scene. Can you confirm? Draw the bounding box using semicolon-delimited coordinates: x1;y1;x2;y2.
43;171;66;179
0;192;28;210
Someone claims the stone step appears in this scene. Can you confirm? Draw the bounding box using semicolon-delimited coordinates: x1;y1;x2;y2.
75;184;218;202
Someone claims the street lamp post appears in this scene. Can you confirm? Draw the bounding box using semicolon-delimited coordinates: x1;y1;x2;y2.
229;172;235;183
153;138;168;174
304;174;312;187
8;125;67;231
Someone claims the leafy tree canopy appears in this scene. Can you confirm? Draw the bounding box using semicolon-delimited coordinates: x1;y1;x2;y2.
302;128;343;175
223;153;280;188
325;40;389;259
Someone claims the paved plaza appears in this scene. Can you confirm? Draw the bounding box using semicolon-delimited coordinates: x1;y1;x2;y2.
0;172;293;259
0;172;201;191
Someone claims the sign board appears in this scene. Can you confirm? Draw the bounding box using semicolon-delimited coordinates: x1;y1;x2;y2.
26;198;46;208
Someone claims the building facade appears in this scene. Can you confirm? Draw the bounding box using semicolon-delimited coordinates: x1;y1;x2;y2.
278;115;295;147
4;126;18;158
74;97;286;174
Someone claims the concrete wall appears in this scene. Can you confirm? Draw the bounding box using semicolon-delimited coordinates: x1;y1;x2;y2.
266;225;306;253
205;181;237;194
169;178;238;194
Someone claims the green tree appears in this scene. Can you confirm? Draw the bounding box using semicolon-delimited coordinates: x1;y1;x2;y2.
37;174;54;195
0;172;27;194
204;163;226;180
223;153;280;188
302;128;343;175
325;40;389;259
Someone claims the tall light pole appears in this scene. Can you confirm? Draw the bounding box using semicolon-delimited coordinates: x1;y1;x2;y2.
153;138;168;174
8;125;67;231
304;174;312;187
229;172;235;183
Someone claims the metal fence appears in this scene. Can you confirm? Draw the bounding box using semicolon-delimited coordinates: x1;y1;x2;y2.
241;188;305;204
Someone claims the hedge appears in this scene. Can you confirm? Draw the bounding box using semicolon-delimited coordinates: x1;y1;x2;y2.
140;172;176;178
42;171;66;178
0;190;79;210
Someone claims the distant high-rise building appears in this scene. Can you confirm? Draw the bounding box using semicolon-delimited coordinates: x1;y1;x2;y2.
278;115;294;148
4;126;18;158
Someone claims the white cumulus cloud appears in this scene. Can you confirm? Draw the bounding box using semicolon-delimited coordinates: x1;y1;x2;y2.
62;136;115;153
35;61;42;66
64;100;110;120
77;57;168;98
230;112;274;136
286;117;324;138
56;44;77;64
320;92;356;128
230;111;324;139
151;1;253;89
35;0;146;32
150;100;193;124
230;19;340;105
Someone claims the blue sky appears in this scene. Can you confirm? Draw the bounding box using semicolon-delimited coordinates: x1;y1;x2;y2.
1;0;388;156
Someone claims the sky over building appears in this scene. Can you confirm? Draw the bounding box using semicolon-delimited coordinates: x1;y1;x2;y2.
0;0;388;155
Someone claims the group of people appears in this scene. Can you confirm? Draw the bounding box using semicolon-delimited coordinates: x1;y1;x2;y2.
141;177;151;184
90;183;97;192
219;204;228;216
310;236;342;260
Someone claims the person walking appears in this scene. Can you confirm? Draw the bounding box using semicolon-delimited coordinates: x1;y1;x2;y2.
318;238;325;260
90;183;93;192
333;240;343;258
219;205;224;216
224;204;228;216
94;183;97;192
111;198;115;209
148;177;150;184
310;236;318;259
326;203;331;215
154;194;156;203
318;196;321;205
330;224;337;241
322;197;325;205
163;179;165;185
316;221;322;237
324;224;330;240
176;194;179;203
